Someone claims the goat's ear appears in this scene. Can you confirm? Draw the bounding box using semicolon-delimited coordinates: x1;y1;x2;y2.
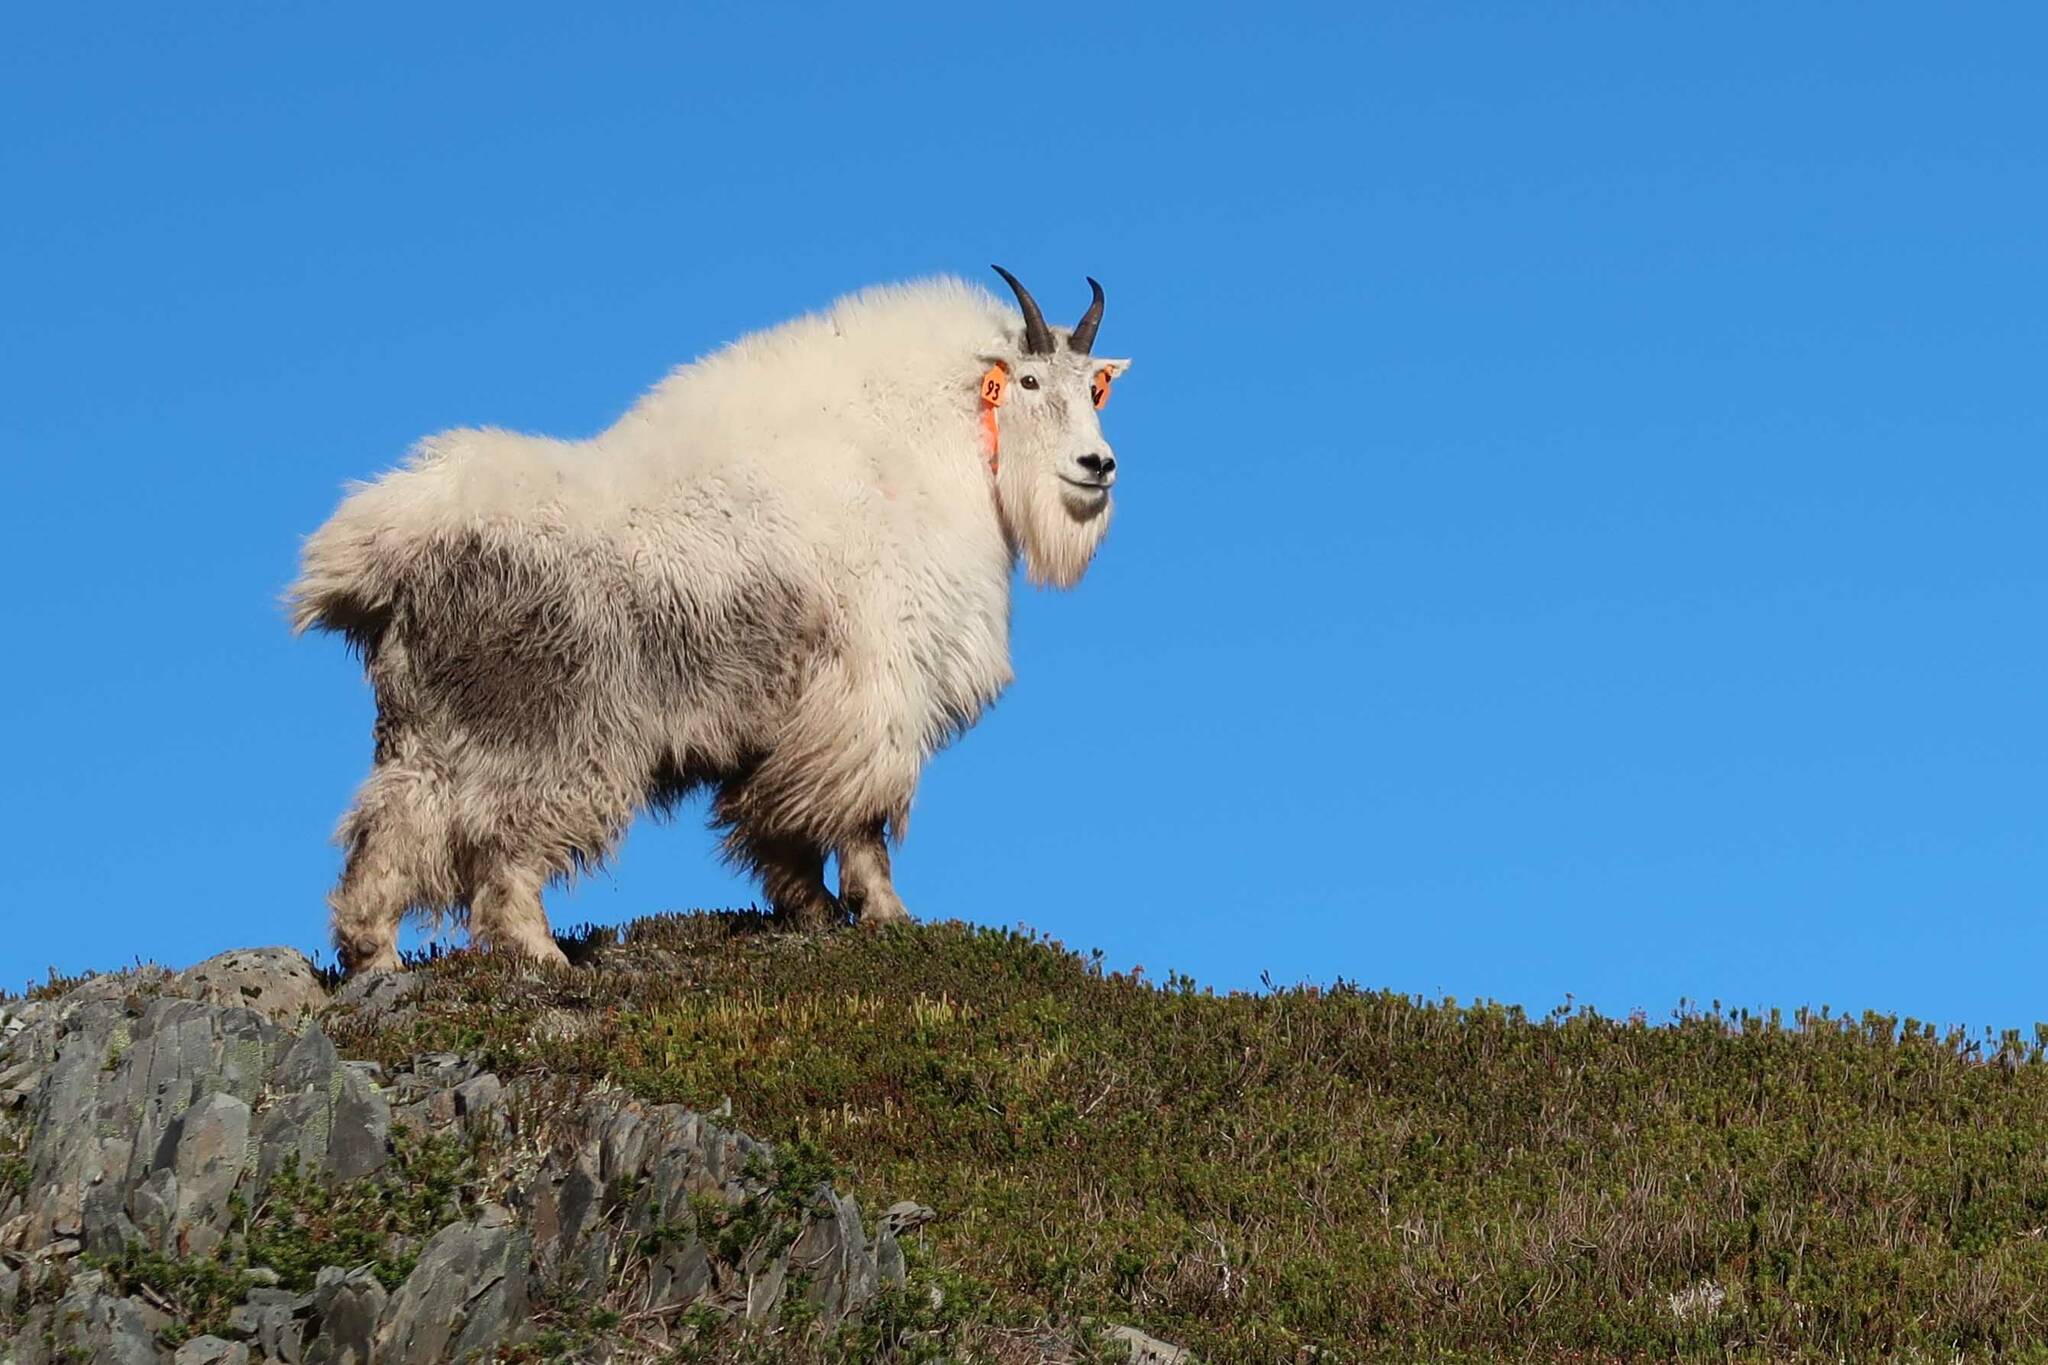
1091;357;1132;381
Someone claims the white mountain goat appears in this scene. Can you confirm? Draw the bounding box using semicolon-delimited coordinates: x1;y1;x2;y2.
291;268;1130;972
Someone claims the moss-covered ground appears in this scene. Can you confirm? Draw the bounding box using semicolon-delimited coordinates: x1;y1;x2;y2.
305;912;2048;1363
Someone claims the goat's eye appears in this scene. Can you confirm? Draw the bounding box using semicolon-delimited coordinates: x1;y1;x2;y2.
1018;375;1039;390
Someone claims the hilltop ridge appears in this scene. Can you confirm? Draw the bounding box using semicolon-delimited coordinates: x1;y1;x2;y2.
5;914;2047;1362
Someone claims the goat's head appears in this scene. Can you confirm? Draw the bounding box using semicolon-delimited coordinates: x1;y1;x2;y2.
982;265;1132;588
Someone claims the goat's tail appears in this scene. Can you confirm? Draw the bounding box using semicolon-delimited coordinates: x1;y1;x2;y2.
287;483;406;652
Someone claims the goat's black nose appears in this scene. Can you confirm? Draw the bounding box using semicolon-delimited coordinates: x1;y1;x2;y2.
1077;453;1116;477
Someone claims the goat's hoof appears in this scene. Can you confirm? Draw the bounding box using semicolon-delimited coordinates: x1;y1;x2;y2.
338;943;402;977
771;898;847;933
854;896;913;929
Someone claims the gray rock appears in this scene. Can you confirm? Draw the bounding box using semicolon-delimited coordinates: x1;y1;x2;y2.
525;1137;610;1300
451;1071;506;1137
408;1053;479;1090
256;1089;332;1184
745;1245;788;1321
6;1001;135;1249
121;1164;178;1254
274;1022;341;1093
26;1269;166;1365
375;1214;530;1364
452;1211;530;1359
0;1002;31;1053
304;1265;387;1365
329;969;422;1025
15;969;172;1047
116;998;280;1192
176;948;328;1025
256;1022;389;1185
596;1102;651;1188
1109;1324;1193;1364
0;1053;38;1108
175;1336;252;1365
328;1064;391;1180
388;1053;496;1135
875;1222;907;1286
162;1090;251;1256
787;1189;872;1327
79;1173;126;1259
881;1199;937;1235
228;1286;312;1362
652;1233;712;1312
5;983;282;1252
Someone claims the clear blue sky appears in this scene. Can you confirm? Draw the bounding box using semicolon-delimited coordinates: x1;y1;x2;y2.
3;6;2041;1028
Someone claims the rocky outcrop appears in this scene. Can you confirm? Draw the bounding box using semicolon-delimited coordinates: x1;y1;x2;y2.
0;950;908;1363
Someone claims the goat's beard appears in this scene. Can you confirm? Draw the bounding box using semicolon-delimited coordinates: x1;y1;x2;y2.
1000;470;1113;590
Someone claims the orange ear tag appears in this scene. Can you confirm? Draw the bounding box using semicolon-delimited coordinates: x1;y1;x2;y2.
979;364;1008;409
978;364;1007;470
1090;367;1114;409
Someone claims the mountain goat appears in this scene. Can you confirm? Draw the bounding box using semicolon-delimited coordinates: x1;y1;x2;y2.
291;268;1130;972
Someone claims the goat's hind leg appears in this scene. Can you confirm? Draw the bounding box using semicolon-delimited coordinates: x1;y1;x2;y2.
330;798;436;975
837;820;912;927
469;857;569;967
330;736;476;975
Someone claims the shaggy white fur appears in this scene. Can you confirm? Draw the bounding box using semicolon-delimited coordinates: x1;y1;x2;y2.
291;274;1130;971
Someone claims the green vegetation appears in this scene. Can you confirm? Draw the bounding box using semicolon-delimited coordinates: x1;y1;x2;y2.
0;1127;28;1202
317;912;2048;1362
90;1243;248;1346
245;1126;478;1292
74;1126;478;1348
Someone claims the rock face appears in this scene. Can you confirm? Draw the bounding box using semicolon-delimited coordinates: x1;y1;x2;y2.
0;953;918;1364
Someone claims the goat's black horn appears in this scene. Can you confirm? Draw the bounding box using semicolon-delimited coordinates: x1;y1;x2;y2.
991;264;1055;355
1068;277;1104;354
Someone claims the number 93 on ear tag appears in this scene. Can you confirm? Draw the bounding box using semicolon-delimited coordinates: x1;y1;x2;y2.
979;365;1008;407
